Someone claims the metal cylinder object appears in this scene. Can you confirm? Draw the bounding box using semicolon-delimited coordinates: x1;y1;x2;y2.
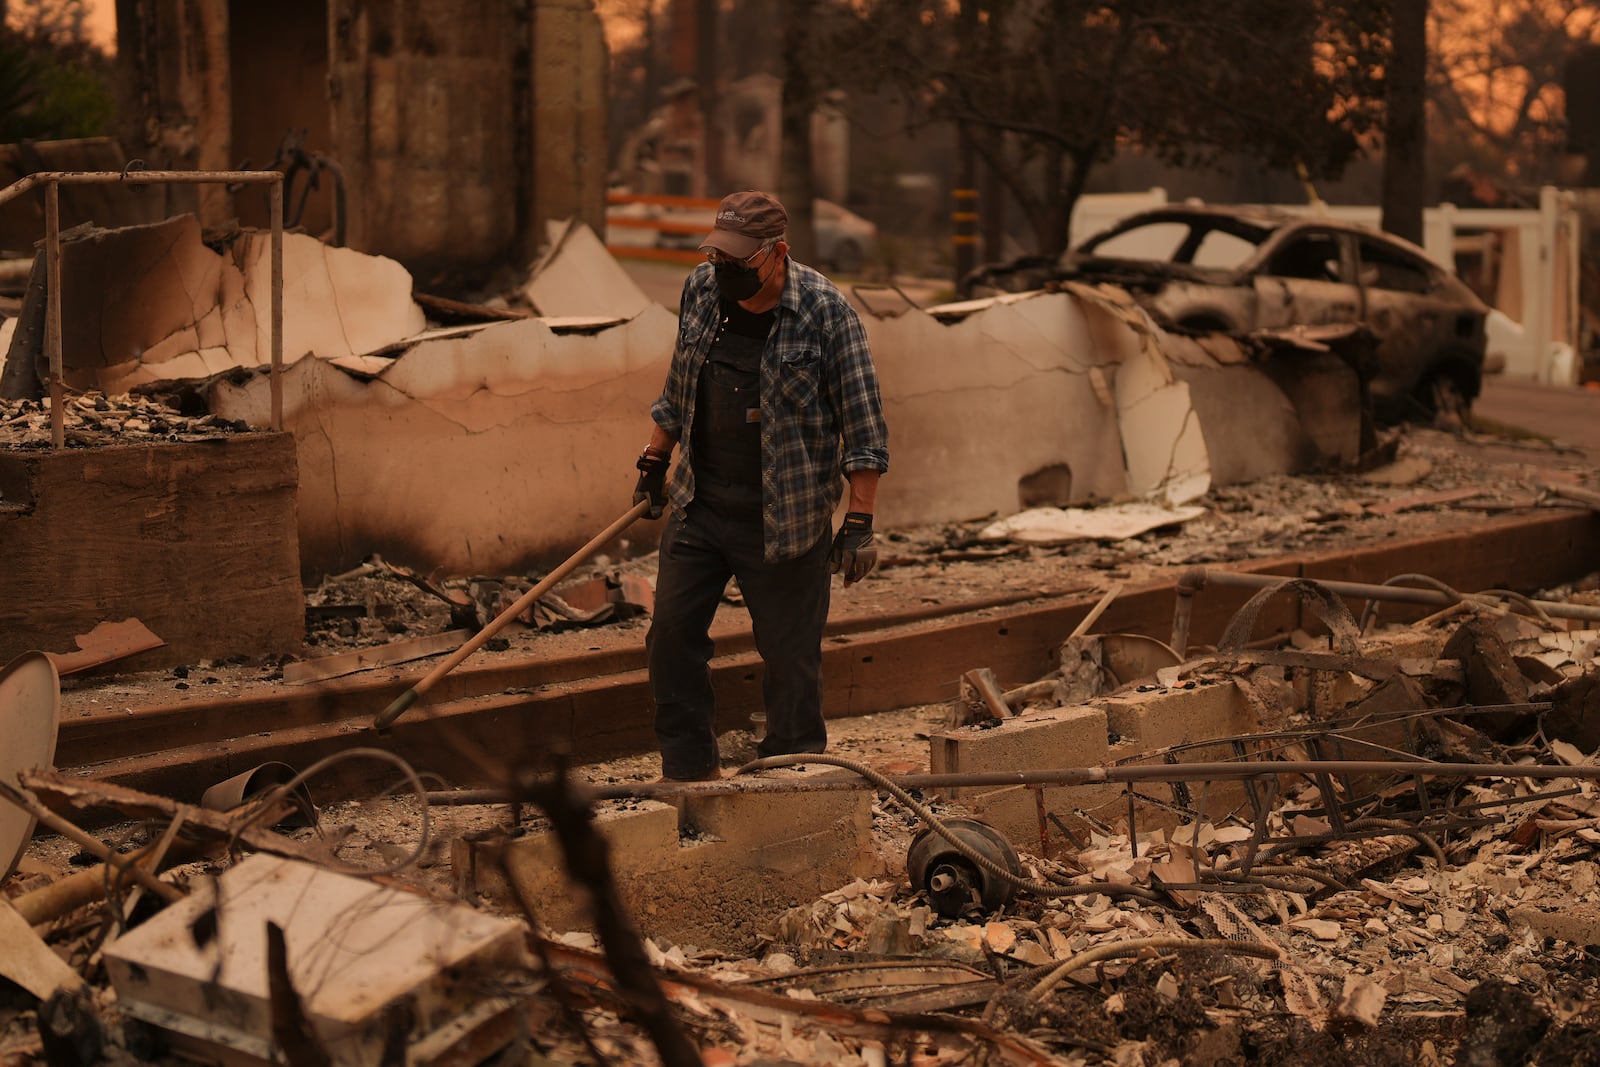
199;762;316;828
905;817;1022;918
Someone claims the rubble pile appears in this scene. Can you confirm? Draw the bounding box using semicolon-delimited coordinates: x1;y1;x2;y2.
12;581;1600;1064
0;393;250;449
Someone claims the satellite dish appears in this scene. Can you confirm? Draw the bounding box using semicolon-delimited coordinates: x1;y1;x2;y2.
0;652;61;883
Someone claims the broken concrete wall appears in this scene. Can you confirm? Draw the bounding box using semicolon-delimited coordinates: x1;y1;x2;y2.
204;280;1220;575
865;289;1358;528
111;0;233;226
208;309;678;576
20;223;1363;577
0;216;425;397
863;293;1138;527
110;0;607;284
461;768;878;952
193;249;1359;575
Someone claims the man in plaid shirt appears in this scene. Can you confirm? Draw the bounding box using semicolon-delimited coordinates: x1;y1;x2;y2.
633;190;890;782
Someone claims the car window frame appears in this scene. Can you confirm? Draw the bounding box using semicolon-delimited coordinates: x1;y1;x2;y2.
1254;224;1356;286
1353;234;1438;297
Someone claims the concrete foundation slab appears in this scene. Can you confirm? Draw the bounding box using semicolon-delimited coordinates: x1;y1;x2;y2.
929;705;1120;852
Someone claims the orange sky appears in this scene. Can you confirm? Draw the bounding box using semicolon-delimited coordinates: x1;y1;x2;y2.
3;0;116;49
86;0;114;49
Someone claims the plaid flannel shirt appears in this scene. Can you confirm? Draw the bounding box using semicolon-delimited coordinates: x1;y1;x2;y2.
650;259;890;562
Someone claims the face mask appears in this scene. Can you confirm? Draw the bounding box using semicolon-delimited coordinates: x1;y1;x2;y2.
714;259;764;302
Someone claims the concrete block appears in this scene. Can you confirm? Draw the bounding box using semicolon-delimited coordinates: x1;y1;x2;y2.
465;801;679;923
1510;903;1600;946
639;815;879;949
678;765;860;850
953;782;1121;859
927;706;1120;859
1102;678;1255;757
458;787;876;953
929;704;1111;793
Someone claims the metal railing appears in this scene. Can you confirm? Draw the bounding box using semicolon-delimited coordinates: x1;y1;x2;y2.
0;168;285;447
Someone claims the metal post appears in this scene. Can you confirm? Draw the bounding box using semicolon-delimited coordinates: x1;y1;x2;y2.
44;180;64;450
269;177;284;432
952;183;978;281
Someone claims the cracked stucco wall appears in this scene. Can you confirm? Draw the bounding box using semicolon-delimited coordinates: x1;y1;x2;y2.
211;310;677;576
187;240;1342;576
208;286;1319;576
6;216;425;395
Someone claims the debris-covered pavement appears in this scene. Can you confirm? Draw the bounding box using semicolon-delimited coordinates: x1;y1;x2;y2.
13;606;1600;1065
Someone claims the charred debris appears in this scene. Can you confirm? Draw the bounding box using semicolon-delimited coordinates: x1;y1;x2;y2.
9;566;1600;1064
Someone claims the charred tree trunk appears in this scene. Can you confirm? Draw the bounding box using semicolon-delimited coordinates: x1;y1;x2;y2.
778;0;817;263
695;0;721;193
1381;0;1428;245
954;0;980;279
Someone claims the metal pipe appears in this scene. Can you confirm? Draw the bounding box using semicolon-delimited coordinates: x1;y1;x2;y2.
44;180;63;449
0;169;284;208
1171;567;1204;656
1185;566;1600;622
269;179;284;432
428;758;1600;804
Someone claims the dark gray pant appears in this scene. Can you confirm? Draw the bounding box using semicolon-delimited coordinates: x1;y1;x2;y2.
647;501;831;779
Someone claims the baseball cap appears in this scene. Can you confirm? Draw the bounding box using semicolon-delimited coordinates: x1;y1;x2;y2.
699;190;788;259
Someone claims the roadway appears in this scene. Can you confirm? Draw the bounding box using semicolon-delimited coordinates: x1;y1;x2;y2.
1476;374;1600;459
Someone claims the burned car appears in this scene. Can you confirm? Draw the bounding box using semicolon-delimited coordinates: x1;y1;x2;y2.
960;206;1490;423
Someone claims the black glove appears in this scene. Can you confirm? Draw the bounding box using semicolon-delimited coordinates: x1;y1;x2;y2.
634;447;670;519
829;511;877;585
